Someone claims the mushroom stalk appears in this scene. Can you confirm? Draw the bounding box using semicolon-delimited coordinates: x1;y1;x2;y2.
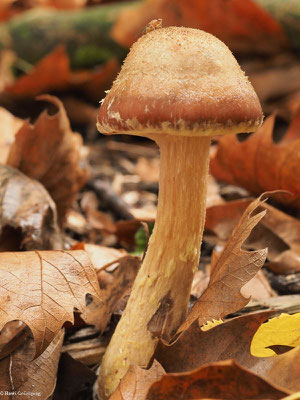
97;135;211;398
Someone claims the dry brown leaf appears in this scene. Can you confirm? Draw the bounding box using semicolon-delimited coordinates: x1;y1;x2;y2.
211;111;300;209
84;251;141;332
211;245;275;300
146;359;289;400
242;269;276;299
6;95;88;224
73;242;140;333
62;337;106;366
0;108;23;164
110;360;165;400
255;346;300;393
0;328;64;400
156;310;300;394
0;321;27;360
0;250;100;356
4;46;119;101
5;46;71;97
73;242;128;272
206;199;300;274
112;0;287;54
178;196;267;333
156;310;275;373
0;165;63;251
81;191;116;234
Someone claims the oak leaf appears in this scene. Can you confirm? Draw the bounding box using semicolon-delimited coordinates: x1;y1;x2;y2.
146;359;289;400
6;95;88;224
0;328;64;400
206;198;300;274
178;196;267;333
211;111;300;209
0;250;100;356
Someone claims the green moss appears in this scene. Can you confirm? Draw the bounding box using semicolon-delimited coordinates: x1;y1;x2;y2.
73;45;115;68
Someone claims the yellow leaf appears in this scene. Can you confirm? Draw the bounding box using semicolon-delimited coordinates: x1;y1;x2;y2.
251;313;300;357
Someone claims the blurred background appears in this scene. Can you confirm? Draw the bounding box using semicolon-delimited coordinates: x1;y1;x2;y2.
0;0;300;252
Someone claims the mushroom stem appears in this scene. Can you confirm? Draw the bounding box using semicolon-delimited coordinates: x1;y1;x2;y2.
97;135;211;399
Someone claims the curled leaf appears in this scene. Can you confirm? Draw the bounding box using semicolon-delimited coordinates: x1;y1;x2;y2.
6;95;88;224
146;359;289;400
0;165;63;251
178;195;268;333
211;111;300;209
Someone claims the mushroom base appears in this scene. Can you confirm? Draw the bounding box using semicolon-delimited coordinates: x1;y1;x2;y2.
97;135;211;399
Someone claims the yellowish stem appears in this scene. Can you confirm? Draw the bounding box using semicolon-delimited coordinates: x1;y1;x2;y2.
97;135;211;398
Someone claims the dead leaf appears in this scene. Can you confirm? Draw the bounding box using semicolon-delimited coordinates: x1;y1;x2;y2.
4;45;119;102
0;328;64;400
0;165;63;251
112;0;287;54
156;310;275;373
5;46;71;97
84;252;141;332
178;196;268;333
0;249;100;356
254;346;300;393
74;243;128;272
110;360;165;400
0;107;23;164
242;269;276;299
0;321;27;360
206;199;300;274
211;111;300;209
81;191;116;234
6;95;88;224
211;244;275;300
146;359;289;400
62;337;106;366
156;310;300;394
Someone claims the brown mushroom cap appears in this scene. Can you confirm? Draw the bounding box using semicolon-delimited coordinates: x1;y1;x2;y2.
97;26;263;137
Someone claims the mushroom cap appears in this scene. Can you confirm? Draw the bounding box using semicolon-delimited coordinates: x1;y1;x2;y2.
97;26;263;137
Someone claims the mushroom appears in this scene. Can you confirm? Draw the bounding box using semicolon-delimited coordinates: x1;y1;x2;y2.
96;25;263;398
